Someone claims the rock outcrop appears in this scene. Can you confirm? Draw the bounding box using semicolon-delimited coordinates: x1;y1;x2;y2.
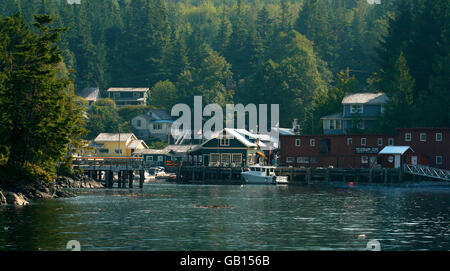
0;190;7;205
5;192;29;206
0;175;104;206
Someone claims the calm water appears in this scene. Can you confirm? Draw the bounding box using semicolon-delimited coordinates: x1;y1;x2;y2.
0;182;449;251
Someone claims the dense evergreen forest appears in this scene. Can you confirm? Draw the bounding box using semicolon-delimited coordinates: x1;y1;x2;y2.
0;0;449;134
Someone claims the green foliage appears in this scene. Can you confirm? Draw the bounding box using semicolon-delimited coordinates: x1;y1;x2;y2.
85;98;122;139
146;140;168;150
373;0;449;130
151;80;178;109
0;162;53;189
0;14;85;178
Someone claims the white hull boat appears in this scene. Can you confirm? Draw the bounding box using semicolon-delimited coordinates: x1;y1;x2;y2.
242;165;289;185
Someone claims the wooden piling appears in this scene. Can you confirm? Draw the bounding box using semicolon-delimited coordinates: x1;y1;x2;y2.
369;168;373;183
139;170;144;188
128;170;133;188
384;168;388;184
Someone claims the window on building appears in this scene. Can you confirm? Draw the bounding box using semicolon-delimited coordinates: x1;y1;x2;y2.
310;139;315;147
420;133;426;142
221;154;231;164
98;148;109;154
146;156;153;161
388;138;394;146
153;123;162;130
326;119;342;130
357;120;365;130
220;137;230;146
347;138;353;146
310;157;317;163
329;120;335;130
295;139;301;147
297;157;309;163
377;138;383;146
361;138;367;146
232;154;242;164
361;156;369;164
286;157;295;163
350;104;363;114
380;105;385;115
114;92;120;98
319;139;331;154
157;156;163;162
436;133;442;142
210;153;220;164
114;148;122;154
435;156;443;165
133;92;141;98
136;119;142;127
405;133;412;141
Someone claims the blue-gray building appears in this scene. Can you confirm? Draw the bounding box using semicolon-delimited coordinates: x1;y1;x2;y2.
321;93;389;135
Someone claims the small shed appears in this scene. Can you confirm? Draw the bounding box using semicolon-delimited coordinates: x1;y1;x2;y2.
378;146;420;168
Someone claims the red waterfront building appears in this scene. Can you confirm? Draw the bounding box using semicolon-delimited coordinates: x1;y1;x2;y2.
394;128;450;169
279;134;394;169
279;127;450;170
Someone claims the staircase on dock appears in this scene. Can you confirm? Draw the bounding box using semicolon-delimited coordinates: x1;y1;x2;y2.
403;164;450;182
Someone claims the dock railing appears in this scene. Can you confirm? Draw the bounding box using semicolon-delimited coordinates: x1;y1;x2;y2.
403;164;450;181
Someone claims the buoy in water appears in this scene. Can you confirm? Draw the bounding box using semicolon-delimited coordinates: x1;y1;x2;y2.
349;182;354;186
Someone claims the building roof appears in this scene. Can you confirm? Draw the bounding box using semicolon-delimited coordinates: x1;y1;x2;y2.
94;133;135;142
342;92;389;105
78;87;100;102
134;144;199;155
146;109;173;120
223;128;258;147
106;88;149;92
320;112;343;120
127;139;148;149
134;149;169;155
379;146;414;155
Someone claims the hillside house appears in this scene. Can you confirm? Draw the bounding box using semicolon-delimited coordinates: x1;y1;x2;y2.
321;92;389;134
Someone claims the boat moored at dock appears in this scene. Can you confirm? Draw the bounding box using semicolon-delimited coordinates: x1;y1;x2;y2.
242;165;289;185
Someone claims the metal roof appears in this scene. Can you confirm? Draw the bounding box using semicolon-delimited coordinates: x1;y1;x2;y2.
127;140;148;149
342;92;389;105
77;87;100;102
106;88;149;92
379;146;414;155
94;133;135;142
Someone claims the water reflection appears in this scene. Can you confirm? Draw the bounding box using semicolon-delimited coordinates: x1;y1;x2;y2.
0;183;449;251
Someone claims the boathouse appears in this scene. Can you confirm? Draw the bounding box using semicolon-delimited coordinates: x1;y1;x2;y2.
188;128;262;167
133;145;198;166
378;146;419;169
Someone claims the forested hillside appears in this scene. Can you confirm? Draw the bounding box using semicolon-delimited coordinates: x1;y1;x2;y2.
0;0;448;133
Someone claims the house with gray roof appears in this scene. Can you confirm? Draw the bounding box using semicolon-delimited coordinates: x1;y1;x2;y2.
131;109;174;142
107;87;149;107
321;92;389;135
78;87;100;105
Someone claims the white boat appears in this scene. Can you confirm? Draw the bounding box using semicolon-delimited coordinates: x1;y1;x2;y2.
242;165;289;185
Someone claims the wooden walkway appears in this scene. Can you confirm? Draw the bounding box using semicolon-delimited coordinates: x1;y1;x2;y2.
176;166;404;184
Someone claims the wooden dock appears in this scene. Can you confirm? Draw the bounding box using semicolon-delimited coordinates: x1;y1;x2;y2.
72;157;149;188
72;157;447;187
176;166;405;184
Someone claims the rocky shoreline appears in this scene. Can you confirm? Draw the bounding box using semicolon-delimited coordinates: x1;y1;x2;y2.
0;175;104;206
